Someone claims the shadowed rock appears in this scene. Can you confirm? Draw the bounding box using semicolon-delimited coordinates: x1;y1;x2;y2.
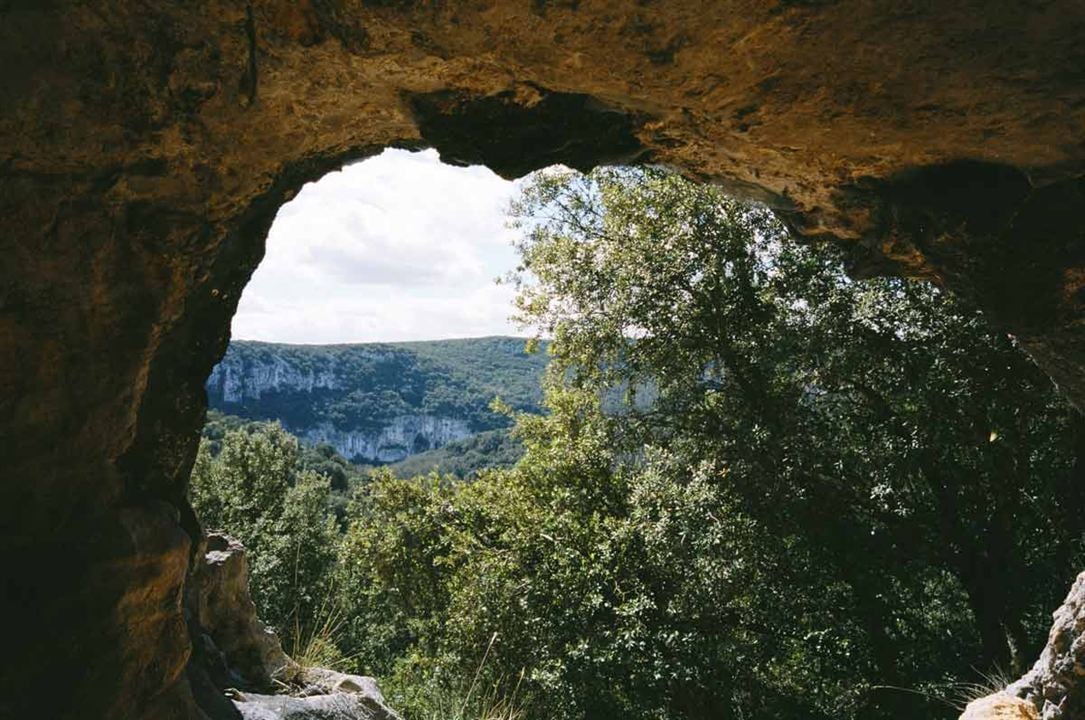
191;533;298;692
997;572;1085;719
189;532;399;720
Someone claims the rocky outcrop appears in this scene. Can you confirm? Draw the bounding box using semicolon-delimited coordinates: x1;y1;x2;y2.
961;694;1038;720
189;532;399;720
190;533;298;692
989;571;1085;720
1;2;1084;718
303;416;472;463
234;669;400;720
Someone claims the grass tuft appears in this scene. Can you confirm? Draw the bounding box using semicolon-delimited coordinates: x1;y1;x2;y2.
384;634;527;720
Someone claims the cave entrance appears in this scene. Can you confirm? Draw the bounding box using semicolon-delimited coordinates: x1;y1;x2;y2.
203;148;546;472
194;151;1085;720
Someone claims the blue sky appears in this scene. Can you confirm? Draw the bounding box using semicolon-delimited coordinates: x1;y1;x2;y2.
232;149;525;344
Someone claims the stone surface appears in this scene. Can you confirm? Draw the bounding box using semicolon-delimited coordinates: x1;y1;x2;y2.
190;532;299;692
233;687;400;720
961;694;1039;720
999;572;1085;719
187;533;398;720
1;2;1084;718
0;500;196;719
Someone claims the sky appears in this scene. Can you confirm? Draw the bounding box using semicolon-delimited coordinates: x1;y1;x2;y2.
231;149;526;344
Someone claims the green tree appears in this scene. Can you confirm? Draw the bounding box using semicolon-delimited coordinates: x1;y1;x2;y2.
196;167;1083;720
190;422;341;645
499;166;1080;717
336;471;461;678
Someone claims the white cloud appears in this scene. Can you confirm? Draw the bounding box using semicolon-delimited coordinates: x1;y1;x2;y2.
231;149;526;344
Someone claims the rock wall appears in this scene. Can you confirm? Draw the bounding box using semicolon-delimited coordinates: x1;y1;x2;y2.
1;2;1083;718
303;417;472;463
206;346;476;462
209;354;342;404
966;572;1085;720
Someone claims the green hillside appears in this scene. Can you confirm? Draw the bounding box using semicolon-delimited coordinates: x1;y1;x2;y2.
206;336;548;463
385;428;524;479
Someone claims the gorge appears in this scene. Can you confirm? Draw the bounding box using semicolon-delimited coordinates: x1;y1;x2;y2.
206;338;545;464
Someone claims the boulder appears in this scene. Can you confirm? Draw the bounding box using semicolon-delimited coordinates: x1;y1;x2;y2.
233;692;398;720
232;669;401;720
961;694;1038;720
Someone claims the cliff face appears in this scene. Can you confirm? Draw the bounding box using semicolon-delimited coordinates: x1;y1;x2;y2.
206;339;543;462
301;417;472;463
209;353;343;403
1;2;1083;718
209;348;464;464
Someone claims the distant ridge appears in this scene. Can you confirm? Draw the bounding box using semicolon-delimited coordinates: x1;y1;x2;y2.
206;336;547;464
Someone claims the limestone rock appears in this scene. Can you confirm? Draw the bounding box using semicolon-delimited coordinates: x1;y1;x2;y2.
961;694;1039;720
190;532;299;691
233;691;399;720
232;667;401;720
302;416;472;464
1002;572;1085;719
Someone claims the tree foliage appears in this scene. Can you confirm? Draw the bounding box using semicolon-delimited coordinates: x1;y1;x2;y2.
190;422;341;642
191;167;1083;720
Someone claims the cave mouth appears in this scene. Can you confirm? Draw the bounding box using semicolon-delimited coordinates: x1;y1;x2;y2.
4;2;1084;717
191;151;1085;720
188;147;551;711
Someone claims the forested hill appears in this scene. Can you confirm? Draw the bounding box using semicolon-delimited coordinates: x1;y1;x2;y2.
206;337;547;464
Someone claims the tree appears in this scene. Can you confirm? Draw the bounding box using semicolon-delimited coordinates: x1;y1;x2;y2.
501;166;1080;717
190;422;341;645
192;167;1082;720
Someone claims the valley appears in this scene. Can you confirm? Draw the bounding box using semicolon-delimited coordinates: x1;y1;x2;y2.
206;336;547;466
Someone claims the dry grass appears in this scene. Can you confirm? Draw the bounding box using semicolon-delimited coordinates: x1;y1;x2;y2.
869;666;1016;713
289;592;353;670
388;633;527;720
944;667;1015;711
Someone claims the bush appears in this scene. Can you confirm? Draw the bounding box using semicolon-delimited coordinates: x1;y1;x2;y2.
189;422;341;646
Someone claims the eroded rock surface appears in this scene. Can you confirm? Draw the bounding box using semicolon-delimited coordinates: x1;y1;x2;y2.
1;2;1083;718
961;694;1039;720
963;572;1085;720
191;532;298;692
233;691;397;720
189;532;399;720
233;668;401;720
999;572;1085;719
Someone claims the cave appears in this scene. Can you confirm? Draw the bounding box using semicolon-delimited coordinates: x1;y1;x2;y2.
1;2;1083;718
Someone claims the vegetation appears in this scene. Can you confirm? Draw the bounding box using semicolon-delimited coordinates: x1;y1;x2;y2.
189;421;341;645
387;429;524;479
191;167;1084;719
